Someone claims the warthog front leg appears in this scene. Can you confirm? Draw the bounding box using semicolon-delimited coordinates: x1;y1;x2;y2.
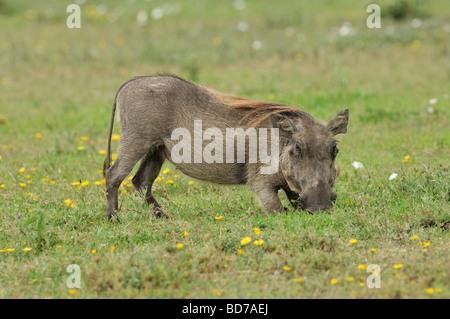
249;183;286;214
282;185;301;208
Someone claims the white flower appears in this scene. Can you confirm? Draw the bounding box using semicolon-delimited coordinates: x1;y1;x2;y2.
151;8;163;20
136;10;147;26
252;40;262;50
338;22;355;37
389;173;398;181
411;19;422;28
237;21;249;32
428;98;438;105
233;0;246;11
351;161;364;169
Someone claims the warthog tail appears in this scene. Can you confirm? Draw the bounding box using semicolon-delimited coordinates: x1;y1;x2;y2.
103;77;141;177
103;98;117;178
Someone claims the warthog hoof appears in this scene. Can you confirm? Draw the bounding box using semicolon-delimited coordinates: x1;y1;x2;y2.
150;206;170;219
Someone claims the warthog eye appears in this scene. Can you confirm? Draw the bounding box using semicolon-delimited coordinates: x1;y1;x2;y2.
332;145;339;160
294;142;302;156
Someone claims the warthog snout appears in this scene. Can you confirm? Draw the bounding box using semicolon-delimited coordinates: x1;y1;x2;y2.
299;190;338;214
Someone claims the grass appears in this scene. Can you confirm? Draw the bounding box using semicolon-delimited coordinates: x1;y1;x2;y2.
0;0;449;299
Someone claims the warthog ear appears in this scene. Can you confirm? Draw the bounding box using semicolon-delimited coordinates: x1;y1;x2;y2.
271;113;298;135
327;109;349;136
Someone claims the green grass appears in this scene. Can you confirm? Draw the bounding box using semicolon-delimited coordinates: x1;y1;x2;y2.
0;0;449;299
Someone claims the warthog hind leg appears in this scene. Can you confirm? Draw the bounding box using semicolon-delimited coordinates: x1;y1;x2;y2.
132;146;167;218
105;137;152;220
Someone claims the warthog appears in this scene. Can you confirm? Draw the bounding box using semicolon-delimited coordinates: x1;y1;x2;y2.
103;74;349;219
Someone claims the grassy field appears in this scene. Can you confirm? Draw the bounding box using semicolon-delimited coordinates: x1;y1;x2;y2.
0;0;449;299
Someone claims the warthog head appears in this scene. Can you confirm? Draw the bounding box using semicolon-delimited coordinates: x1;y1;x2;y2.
272;109;349;213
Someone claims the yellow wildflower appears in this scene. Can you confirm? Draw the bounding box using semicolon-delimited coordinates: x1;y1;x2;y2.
253;239;264;246
0;249;15;252
112;134;120;141
330;279;338;285
188;180;194;185
215;216;223;220
69;289;80;296
176;243;184;249
23;247;32;252
283;266;291;272
357;264;368;270
252;227;261;235
349;239;357;245
240;236;251;245
393;264;403;269
162;168;170;174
